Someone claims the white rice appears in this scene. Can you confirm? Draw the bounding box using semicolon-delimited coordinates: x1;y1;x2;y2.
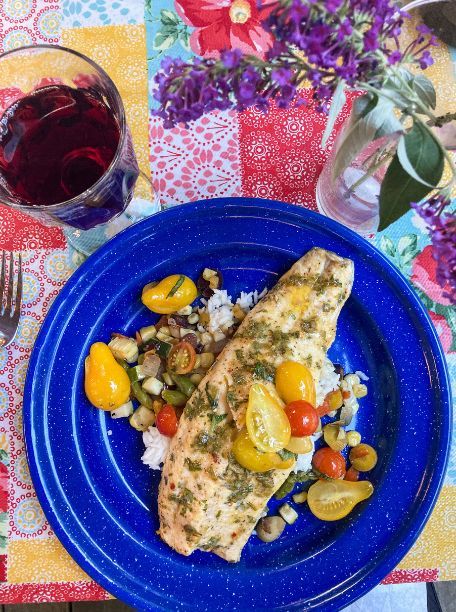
355;370;369;381
315;358;340;406
141;426;170;470
199;287;267;334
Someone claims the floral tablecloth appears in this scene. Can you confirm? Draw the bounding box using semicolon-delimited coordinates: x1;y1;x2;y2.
0;0;455;604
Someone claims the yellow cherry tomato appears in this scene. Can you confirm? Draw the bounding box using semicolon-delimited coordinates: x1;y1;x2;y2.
307;479;374;521
141;274;197;314
285;435;313;454
84;342;131;411
246;383;291;453
275;360;316;406
232;429;295;473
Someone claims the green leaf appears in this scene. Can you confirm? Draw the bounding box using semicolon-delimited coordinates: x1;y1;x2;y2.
160;9;180;25
412;74;436;110
153;31;178;51
333;96;403;179
321;81;346;148
179;29;190;51
379;235;396;258
396;122;444;188
378;153;432;231
398;234;417;256
397;234;418;264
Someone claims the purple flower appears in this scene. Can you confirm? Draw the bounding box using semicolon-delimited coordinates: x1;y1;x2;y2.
221;49;242;69
418;50;434;69
412;196;456;303
272;67;293;86
388;50;403;65
364;29;380;51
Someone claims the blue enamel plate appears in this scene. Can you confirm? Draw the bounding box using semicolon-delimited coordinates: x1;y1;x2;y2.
24;198;451;611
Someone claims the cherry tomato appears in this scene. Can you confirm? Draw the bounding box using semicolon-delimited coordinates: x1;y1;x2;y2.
307;479;374;521
316;389;343;417
344;466;360;482
312;447;346;479
141;274;197;314
349;443;378;472
275;360;316;406
84;342;130;411
232;429;295;473
156;404;178;437
167;341;196;374
246;383;291;452
284;400;319;437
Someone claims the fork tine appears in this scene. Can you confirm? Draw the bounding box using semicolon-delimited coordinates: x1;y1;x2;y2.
13;254;22;319
5;253;14;314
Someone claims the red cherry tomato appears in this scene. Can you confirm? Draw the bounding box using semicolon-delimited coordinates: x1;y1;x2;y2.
284;400;319;437
156;404;178;437
344;466;360;482
312;447;346;479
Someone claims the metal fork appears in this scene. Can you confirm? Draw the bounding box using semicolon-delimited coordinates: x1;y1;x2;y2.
0;252;22;348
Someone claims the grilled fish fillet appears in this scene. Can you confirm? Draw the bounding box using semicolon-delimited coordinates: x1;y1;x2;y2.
158;247;354;562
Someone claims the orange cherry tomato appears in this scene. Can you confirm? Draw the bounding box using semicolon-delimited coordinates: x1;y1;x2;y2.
284;400;319;437
167;341;196;374
344;466;360;482
312;447;346;479
156;404;178;437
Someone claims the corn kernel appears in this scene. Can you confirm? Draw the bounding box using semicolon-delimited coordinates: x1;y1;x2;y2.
347;430;361;447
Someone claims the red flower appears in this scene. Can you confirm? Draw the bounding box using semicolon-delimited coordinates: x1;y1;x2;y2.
429;312;454;354
411;245;452;306
175;0;277;58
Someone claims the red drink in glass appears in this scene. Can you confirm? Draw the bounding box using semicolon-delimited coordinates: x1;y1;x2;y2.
0;45;139;230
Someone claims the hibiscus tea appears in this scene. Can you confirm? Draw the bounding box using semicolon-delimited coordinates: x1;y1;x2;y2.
0;84;138;229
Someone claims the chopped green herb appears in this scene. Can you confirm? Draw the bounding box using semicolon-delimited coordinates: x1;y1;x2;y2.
277;448;297;461
211;413;226;432
183;524;201;540
184;458;202;472
169;487;195;516
166;274;185;298
252;361;275;382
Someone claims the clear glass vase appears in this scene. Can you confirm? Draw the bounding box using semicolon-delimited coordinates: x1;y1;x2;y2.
315;125;389;236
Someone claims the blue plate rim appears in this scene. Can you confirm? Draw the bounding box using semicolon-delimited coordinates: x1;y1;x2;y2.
23;197;452;611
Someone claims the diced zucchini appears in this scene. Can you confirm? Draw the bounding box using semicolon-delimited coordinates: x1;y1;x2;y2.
148;338;172;358
139;325;157;343
129;405;155;431
292;491;308;504
278;503;298;525
110;401;134;419
180;327;195;338
156;330;174;343
142;377;164;396
131;381;153;410
211;330;225;343
177;305;192;316
202;268;217;280
127;365;146;383
108;336;138;363
187;313;199;324
162;372;175;386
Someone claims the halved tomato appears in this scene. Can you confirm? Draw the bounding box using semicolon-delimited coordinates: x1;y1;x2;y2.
232;429;295;473
167;341;196;374
307;479;374;521
246;383;291;452
285;435;313;454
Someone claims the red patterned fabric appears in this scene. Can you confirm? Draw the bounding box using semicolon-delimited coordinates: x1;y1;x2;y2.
0;205;65;251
